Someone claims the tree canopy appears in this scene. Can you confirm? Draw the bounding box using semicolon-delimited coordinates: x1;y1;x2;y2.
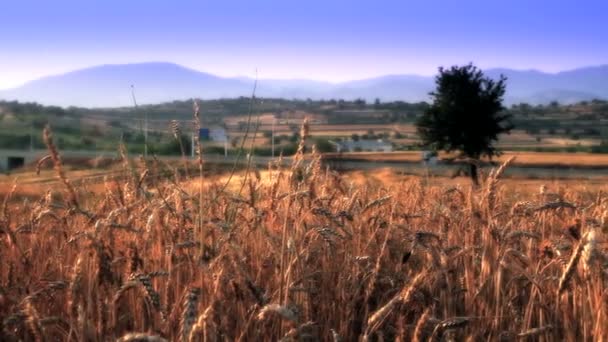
416;64;513;183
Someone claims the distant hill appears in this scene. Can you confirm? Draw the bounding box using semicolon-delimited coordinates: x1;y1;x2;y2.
484;66;608;105
0;62;606;107
0;63;253;108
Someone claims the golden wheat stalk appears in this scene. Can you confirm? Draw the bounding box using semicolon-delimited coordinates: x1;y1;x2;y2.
366;271;426;335
42;125;80;208
558;233;588;294
116;333;168;342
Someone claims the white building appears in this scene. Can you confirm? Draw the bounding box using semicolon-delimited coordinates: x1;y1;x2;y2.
332;139;393;153
421;150;439;165
209;128;228;142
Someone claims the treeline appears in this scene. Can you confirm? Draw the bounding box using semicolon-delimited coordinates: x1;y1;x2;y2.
508;99;608;117
3;98;607;124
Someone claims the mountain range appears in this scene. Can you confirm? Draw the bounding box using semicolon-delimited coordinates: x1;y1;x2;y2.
0;62;606;108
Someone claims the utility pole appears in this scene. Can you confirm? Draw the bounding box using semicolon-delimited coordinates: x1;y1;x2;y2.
131;85;147;158
271;116;275;158
191;133;195;159
29;123;33;151
144;107;148;158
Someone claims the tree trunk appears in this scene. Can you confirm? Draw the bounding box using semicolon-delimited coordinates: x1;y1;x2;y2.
469;162;479;186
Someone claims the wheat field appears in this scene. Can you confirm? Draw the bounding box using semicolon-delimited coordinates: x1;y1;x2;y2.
1;124;607;341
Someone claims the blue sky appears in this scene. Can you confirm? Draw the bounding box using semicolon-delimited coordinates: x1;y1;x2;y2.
1;0;607;89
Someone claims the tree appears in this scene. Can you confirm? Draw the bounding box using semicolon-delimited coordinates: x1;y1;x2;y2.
314;138;335;153
416;64;513;185
354;98;366;108
231;137;239;148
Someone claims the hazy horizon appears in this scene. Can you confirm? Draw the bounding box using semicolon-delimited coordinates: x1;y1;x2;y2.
3;61;608;91
1;0;607;89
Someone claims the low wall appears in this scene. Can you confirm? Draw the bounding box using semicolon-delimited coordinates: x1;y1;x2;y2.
0;149;44;172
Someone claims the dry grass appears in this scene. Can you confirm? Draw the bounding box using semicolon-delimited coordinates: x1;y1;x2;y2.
1;127;608;341
326;151;608;168
496;152;608;167
323;151;423;162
